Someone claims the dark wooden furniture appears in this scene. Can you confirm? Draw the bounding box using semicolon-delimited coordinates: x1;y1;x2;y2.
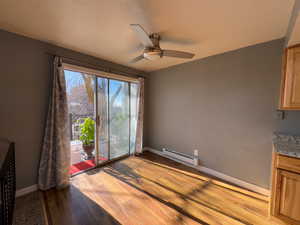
0;142;16;225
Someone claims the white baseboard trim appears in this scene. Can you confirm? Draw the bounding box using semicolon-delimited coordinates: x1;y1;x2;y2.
16;184;38;198
162;148;196;165
144;147;270;196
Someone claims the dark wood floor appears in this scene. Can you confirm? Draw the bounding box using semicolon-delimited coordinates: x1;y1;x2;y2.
43;152;289;225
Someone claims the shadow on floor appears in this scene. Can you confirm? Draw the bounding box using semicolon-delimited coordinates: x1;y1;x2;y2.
138;151;216;179
103;160;251;225
43;185;122;225
102;162;212;225
137;151;266;201
45;152;264;225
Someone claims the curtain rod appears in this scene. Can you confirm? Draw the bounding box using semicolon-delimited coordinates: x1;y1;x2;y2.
44;52;146;79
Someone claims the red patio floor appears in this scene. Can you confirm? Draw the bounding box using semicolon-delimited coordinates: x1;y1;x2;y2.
69;157;107;175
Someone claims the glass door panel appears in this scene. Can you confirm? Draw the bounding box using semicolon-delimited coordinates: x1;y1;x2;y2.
65;70;97;175
109;79;130;159
130;83;139;154
96;77;109;163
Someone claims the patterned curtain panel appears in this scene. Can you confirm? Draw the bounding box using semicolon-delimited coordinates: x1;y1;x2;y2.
135;77;144;154
38;56;70;190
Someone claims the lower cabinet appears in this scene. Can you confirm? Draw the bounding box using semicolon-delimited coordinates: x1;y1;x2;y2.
270;153;300;224
277;170;300;222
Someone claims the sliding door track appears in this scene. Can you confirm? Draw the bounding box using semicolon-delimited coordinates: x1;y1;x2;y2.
70;153;131;177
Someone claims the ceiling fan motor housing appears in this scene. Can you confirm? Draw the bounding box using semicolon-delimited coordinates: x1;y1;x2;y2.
149;33;160;47
143;33;162;60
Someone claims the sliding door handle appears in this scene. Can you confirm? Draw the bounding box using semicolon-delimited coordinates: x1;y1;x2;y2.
96;115;100;126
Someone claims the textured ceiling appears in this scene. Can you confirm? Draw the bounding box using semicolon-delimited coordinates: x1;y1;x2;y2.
0;0;295;72
288;13;300;46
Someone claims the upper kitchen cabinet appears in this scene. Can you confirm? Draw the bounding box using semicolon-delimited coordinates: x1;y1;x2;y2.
280;45;300;110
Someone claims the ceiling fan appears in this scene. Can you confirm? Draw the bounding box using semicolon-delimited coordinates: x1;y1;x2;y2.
130;24;195;63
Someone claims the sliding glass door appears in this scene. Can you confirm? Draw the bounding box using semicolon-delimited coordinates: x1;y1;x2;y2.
109;80;130;159
130;83;139;154
97;79;135;160
96;78;109;163
65;68;139;175
65;71;98;175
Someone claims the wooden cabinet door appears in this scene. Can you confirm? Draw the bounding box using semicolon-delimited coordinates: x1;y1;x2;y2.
281;46;300;109
275;170;300;224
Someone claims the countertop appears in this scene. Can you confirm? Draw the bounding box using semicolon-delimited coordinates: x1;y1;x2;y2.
273;133;300;158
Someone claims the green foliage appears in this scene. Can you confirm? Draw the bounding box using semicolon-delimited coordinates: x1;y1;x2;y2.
114;112;127;124
79;117;95;145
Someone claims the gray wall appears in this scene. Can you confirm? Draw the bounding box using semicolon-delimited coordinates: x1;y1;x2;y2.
145;39;300;189
0;29;144;189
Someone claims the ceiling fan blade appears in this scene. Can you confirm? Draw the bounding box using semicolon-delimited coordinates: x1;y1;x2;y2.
130;55;145;63
130;24;154;47
162;50;195;59
128;43;144;54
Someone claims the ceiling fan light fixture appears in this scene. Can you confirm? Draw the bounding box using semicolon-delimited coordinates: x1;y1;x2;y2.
129;24;194;63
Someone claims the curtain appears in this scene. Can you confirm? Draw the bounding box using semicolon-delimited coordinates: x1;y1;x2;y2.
38;56;70;190
135;77;144;154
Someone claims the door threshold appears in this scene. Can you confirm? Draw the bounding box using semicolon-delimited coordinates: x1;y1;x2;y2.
71;154;132;177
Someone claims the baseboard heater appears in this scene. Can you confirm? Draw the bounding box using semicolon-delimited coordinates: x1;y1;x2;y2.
162;148;198;166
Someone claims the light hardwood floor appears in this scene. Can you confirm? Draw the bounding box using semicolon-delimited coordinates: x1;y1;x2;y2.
43;152;289;225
